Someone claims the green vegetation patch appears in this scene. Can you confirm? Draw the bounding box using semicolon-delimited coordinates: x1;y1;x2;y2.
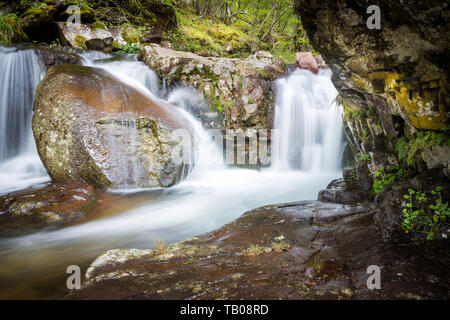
396;128;450;166
0;12;28;45
402;186;449;240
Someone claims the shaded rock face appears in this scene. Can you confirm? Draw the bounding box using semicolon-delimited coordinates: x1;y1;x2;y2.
33;64;193;189
33;45;82;67
68;201;450;300
295;0;449;178
139;45;287;130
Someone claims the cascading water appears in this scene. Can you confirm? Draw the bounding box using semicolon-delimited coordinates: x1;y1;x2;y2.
81;51;160;98
0;50;345;299
0;47;49;195
272;68;344;172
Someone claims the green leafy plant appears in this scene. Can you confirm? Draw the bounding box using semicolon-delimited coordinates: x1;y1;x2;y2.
360;153;371;162
372;166;406;194
402;186;449;240
117;43;140;54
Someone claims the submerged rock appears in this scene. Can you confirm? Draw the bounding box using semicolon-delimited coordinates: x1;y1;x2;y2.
295;52;318;74
33;64;194;189
0;182;96;225
139;45;287;130
68;201;449;300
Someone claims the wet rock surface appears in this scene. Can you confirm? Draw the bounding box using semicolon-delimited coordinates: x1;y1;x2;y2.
139;45;287;130
318;178;374;205
68;201;449;300
0;182;96;226
33;64;194;189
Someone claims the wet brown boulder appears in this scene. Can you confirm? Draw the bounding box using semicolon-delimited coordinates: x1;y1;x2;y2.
139;45;287;130
32;64;193;189
0;182;96;225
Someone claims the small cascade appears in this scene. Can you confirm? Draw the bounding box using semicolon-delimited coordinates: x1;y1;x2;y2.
271;68;344;172
0;47;49;194
168;88;224;171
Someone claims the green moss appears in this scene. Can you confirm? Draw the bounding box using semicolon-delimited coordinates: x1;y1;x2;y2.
22;5;54;21
0;13;28;45
74;34;87;49
395;136;408;161
91;20;107;31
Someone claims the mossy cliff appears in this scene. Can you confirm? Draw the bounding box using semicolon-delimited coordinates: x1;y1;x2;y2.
295;0;449;178
0;0;176;49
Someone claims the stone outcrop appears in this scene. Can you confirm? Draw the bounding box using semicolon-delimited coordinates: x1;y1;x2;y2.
0;182;96;225
294;0;450;241
33;64;194;189
139;45;287;130
68;201;449;300
295;0;449;178
318;178;374;205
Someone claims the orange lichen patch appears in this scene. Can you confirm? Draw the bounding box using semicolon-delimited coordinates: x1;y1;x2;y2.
395;86;446;130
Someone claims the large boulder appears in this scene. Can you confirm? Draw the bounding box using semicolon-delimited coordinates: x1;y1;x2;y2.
295;0;450;181
32;64;194;189
139;45;287;130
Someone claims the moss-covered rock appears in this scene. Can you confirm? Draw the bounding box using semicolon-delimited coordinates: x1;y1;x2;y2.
91;20;107;31
74;34;87;49
56;3;96;23
21;4;57;30
140;45;286;130
122;28;141;44
0;13;29;44
295;0;449;176
32;65;194;189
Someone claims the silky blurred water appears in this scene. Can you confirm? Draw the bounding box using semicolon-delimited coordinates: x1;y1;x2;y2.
0;50;343;299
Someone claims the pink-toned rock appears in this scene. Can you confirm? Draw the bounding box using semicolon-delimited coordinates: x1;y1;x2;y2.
295;52;318;74
314;55;328;68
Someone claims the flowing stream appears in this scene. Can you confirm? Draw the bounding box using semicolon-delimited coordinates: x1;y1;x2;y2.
0;48;344;299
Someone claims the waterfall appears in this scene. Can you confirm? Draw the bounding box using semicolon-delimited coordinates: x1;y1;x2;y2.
0;46;49;194
271;68;344;172
81;52;160;98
